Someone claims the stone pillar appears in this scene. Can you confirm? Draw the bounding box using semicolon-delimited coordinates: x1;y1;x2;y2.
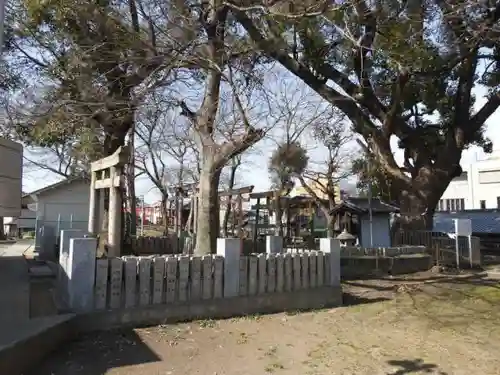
320;238;341;286
88;171;100;235
266;235;283;254
34;217;44;252
58;229;84;306
39;225;56;261
67;237;97;312
216;238;241;298
108;166;122;257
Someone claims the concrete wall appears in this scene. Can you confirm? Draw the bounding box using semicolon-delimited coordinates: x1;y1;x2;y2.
0;138;22;217
77;287;341;332
338;245;432;278
0;315;76;375
341;254;432;279
341;245;427;257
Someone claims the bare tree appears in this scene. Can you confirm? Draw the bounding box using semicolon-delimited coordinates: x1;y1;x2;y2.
23;143;89;179
172;0;272;255
268;81;353;237
267;80;329;235
296;114;353;237
135;93;197;234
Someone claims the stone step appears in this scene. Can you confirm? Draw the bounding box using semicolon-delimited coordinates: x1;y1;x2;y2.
28;265;56;278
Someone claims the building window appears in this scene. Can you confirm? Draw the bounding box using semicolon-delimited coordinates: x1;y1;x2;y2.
480;200;486;209
478;170;500;184
439;198;465;211
497;197;500;209
457;198;465;211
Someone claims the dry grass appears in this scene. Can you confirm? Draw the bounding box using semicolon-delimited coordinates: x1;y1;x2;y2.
31;276;500;375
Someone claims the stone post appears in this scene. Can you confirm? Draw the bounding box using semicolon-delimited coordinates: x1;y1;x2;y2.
38;225;55;261
108;166;122;257
34;217;44;252
67;237;97;312
320;238;341;286
266;235;283;254
58;229;84;306
216;238;241;298
88;171;100;235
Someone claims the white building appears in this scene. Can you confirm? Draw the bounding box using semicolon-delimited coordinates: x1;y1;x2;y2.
438;150;500;211
4;178;91;236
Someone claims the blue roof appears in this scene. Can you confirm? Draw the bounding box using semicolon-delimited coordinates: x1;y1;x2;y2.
433;211;500;234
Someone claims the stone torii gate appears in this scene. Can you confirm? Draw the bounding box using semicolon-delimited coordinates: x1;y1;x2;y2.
88;146;129;257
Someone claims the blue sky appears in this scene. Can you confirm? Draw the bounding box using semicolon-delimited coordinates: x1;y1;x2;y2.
22;84;500;203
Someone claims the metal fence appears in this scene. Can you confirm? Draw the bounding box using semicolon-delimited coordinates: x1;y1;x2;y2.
392;230;481;267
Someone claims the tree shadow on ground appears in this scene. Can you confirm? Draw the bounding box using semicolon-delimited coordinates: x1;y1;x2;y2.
386;359;447;375
344;281;396;291
342;291;391;306
387;272;499;287
28;329;161;375
344;272;500;293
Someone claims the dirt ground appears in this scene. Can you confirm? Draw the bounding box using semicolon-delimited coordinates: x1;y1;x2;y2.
29;271;500;375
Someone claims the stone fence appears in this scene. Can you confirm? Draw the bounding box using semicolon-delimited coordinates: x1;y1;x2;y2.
58;234;341;313
341;254;432;279
339;246;427;257
57;230;433;315
92;249;336;311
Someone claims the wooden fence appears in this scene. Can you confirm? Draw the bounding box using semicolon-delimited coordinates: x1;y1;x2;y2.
129;236;182;255
130;236;267;256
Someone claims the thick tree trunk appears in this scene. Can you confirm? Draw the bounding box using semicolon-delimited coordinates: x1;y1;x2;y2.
325;214;336;238
393;191;435;230
391;181;444;234
194;165;221;255
274;192;283;236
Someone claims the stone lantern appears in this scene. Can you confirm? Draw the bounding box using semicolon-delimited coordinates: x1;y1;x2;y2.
335;229;357;247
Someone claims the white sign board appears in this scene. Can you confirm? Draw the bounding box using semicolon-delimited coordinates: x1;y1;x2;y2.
454;218;472;237
0;138;22;217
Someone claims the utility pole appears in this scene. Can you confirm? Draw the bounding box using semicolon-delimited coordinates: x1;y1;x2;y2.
356;140;374;247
